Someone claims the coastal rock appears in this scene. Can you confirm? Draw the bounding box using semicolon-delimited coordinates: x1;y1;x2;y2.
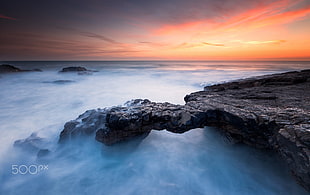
59;99;206;145
59;66;96;74
59;69;310;191
43;80;75;84
96;99;206;145
0;64;22;72
59;108;108;143
184;69;310;190
0;64;42;73
37;149;50;157
14;133;46;152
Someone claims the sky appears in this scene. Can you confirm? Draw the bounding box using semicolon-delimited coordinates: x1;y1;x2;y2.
0;0;310;60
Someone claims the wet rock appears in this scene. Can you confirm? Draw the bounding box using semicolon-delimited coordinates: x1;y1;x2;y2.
96;100;206;145
59;108;108;143
185;69;310;190
26;68;42;72
37;149;50;157
59;66;87;72
14;133;46;152
59;69;310;191
0;64;42;73
0;64;22;72
43;80;75;84
59;66;96;74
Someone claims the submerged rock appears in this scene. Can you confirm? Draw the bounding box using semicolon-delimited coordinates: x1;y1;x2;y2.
43;80;75;84
59;69;310;191
37;149;50;157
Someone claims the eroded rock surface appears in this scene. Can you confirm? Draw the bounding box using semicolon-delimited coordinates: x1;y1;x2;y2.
59;69;310;190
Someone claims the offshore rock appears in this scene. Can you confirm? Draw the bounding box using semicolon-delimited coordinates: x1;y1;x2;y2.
59;66;97;74
0;64;21;72
59;70;310;190
59;66;88;72
0;64;42;73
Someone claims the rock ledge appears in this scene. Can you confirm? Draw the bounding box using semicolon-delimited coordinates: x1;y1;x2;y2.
59;70;310;191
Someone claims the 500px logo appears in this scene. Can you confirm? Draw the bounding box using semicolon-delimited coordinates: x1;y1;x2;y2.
11;164;48;175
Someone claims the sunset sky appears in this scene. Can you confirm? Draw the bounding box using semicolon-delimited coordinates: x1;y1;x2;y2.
0;0;310;60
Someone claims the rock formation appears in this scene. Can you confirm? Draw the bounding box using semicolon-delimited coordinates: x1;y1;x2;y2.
59;66;97;74
59;70;310;191
14;133;50;157
0;64;21;72
0;64;42;73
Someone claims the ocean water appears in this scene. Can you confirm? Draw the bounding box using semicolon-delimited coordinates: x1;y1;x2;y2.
0;61;309;194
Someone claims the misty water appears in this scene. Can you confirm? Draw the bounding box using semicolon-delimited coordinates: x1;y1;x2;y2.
0;61;309;194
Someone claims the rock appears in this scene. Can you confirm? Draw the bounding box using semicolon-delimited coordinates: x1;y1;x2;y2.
58;69;310;191
185;69;310;190
96;100;206;145
0;64;42;73
37;149;50;157
43;80;75;84
0;64;22;72
26;68;42;72
59;99;206;145
59;66;96;74
14;133;46;152
59;108;108;143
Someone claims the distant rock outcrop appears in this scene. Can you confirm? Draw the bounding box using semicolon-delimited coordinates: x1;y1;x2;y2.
59;66;97;74
0;64;21;72
0;64;42;73
43;80;75;84
59;70;310;191
59;66;88;72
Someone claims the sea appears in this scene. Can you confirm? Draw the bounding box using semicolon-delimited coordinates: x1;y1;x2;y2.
0;61;309;194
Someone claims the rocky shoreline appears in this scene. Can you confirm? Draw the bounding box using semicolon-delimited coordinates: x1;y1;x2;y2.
58;69;310;190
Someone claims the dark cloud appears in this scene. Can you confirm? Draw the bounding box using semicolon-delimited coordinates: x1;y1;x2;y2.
0;0;281;29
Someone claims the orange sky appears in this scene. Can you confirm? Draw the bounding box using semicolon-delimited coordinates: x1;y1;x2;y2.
0;0;310;60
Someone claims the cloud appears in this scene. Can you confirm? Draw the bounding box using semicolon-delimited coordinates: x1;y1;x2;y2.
175;41;225;49
232;40;287;45
152;0;310;36
139;41;170;48
0;14;16;20
0;0;309;60
0;31;142;60
202;42;225;47
79;31;118;44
